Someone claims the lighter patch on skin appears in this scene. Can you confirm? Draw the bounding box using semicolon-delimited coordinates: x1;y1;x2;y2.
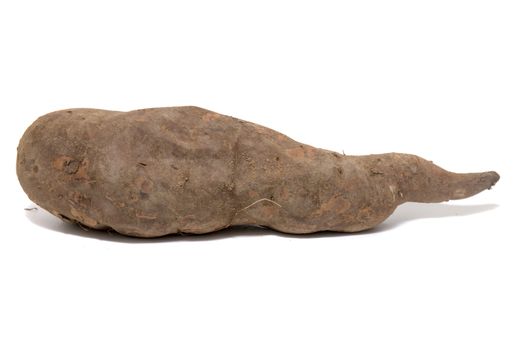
389;185;397;201
53;155;75;171
313;195;347;216
202;112;220;122
135;212;157;220
238;198;282;212
52;156;89;180
453;188;467;198
74;159;90;181
99;142;130;183
285;145;317;159
70;207;97;227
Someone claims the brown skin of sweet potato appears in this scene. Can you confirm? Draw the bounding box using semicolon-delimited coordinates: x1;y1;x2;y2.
16;107;499;237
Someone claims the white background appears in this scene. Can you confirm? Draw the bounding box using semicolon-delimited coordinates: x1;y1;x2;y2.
1;1;523;349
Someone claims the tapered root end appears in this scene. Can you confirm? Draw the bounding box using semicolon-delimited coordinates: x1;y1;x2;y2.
355;153;499;204
450;171;500;200
408;168;500;203
481;171;500;189
372;154;501;203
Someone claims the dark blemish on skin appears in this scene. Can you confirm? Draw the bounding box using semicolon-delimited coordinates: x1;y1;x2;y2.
178;177;189;188
77;222;91;231
275;156;280;161
138;162;147;167
64;159;80;174
58;214;74;223
33;165;39;173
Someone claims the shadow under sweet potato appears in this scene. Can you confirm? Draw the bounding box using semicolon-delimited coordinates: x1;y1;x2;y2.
25;202;498;243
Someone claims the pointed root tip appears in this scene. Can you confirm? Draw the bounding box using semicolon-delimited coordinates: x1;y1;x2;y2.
449;170;500;201
482;171;500;190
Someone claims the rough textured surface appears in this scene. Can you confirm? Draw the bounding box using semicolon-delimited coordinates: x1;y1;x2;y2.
17;107;500;237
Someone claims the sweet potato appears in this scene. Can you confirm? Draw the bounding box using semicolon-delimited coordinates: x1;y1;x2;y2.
16;107;499;237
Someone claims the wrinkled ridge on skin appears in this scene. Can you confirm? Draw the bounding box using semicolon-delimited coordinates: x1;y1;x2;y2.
17;107;499;237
